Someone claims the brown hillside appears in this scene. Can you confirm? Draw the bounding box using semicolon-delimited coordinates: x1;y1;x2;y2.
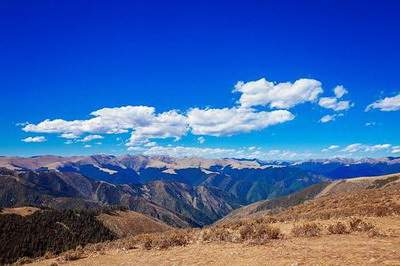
97;210;172;238
28;176;400;265
221;173;400;223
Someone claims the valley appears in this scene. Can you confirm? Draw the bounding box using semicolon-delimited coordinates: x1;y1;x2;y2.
23;170;400;265
1;156;400;264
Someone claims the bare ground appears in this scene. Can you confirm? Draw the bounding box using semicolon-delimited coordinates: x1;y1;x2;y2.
28;216;400;266
30;234;400;266
0;206;40;216
26;183;400;266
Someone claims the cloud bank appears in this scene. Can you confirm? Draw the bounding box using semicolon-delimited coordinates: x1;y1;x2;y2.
21;136;47;143
366;93;400;111
234;78;323;109
21;76;353;150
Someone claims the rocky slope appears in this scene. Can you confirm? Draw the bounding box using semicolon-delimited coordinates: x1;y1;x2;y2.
0;155;326;203
0;168;239;227
220;173;400;222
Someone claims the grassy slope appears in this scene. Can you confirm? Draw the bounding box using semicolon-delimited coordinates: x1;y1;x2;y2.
29;174;400;265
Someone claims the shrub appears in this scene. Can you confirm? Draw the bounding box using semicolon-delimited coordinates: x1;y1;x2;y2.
291;223;322;237
143;237;153;250
200;227;232;242
135;230;192;250
63;246;85;261
239;224;253;240
63;250;84;261
14;257;34;265
327;222;348;234
348;218;375;232
368;228;384;238
251;224;282;240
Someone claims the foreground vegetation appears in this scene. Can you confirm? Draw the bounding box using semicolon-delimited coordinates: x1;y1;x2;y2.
33;182;400;264
4;178;400;265
0;209;117;264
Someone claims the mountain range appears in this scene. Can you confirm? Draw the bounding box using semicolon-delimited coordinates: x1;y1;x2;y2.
1;155;399;227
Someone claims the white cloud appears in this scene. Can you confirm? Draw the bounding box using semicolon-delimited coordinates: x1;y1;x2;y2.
366;93;400;111
364;144;391;152
234;78;323;109
187;107;294;136
143;142;157;147
23;106;189;147
392;146;400;154
138;145;313;160
334;85;348;98
197;136;205;144
319;114;343;123
342;143;365;153
22;105;294;147
60;133;79;139
342;143;391;153
84;144;92;148
365;122;376;127
318;86;352;111
23;106;157;135
20;76;354;150
322;145;340;152
79;134;104;142
318;97;352;111
21;136;47;143
320;114;335;123
126;110;188;146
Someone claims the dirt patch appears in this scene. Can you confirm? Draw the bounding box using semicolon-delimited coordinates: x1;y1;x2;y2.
29;234;400;266
0;207;40;216
97;210;172;238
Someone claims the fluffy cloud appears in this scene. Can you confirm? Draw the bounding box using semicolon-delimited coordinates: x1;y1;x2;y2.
79;134;104;142
318;86;352;111
334;85;348;98
320;114;335;123
23;106;157;135
322;145;340;152
60;133;79;139
392;146;400;154
234;78;323;109
318;98;351;111
23;106;189;147
187;107;294;136
126;110;189;146
342;143;391;153
21;136;47;143
365;122;376;127
139;145;313;160
22;105;293;146
319;113;343;123
20;76;354;150
366;93;400;111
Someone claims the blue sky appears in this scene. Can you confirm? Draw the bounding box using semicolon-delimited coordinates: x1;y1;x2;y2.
1;0;400;159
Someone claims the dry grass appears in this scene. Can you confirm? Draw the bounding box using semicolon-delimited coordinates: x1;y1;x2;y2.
327;222;348;234
0;207;40;217
291;223;322;237
271;186;400;222
27;185;400;264
60;246;85;262
97;210;172;238
348;218;375;232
